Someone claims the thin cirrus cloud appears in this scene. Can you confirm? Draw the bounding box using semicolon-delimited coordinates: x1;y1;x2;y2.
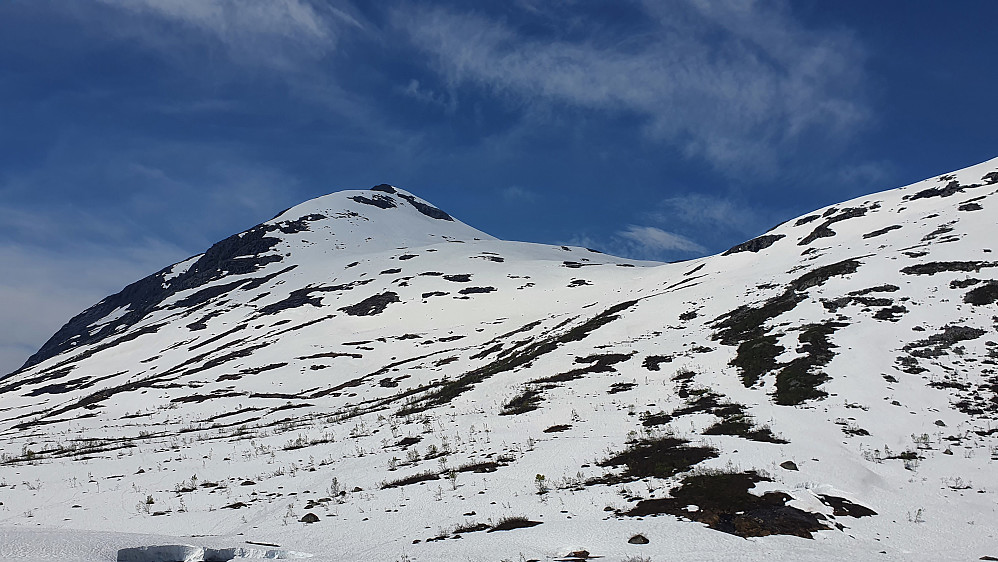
392;0;869;174
617;225;707;255
651;193;767;237
92;0;361;69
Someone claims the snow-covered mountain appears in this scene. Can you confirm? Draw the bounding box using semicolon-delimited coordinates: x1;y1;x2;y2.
1;162;997;561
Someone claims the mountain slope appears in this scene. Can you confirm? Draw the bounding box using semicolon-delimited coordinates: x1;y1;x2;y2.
1;162;997;562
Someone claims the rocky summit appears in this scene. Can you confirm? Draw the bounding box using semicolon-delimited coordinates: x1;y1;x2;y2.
2;161;998;561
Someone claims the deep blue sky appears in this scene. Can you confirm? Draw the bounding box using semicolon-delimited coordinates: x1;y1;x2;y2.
1;0;996;374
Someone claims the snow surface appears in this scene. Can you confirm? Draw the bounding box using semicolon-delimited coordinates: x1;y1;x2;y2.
2;166;998;561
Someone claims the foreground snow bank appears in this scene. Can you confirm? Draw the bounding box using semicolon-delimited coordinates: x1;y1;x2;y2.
0;528;314;562
117;545;313;561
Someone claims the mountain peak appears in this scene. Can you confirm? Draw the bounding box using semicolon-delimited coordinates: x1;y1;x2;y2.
3;162;998;561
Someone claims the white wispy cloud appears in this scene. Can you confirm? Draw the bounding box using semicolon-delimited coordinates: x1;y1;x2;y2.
392;0;869;174
501;186;538;203
617;224;707;254
651;193;759;235
93;0;361;70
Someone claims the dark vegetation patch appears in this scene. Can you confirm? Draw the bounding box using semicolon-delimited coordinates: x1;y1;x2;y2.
903;325;987;358
712;260;861;401
922;222;956;242
713;291;804;347
895;356;925;375
455;456;513;473
594;436;718;484
173;282;240;309
905;179;987;201
487;516;542;532
188;323;248;351
873;305;908;321
298;351;363;360
849;284;900;296
835;418;870;436
443;274;471;282
790;259;862;291
458;286;496;295
901;261;998;275
723;234;784;256
798;207;868;246
500;387;543;415
817;495;877;517
21;370;123;397
774;322;846;405
684;263;706;275
349;194;397;209
562;261;597;269
730;335;783;387
171;389;246;404
468;321;542;361
714;258;861;347
531;353;634;387
434;356;458;367
396;302;637;416
608;382;637;394
642;355;673;371
862;225;902;239
380;471;438;489
397;436;421;448
665;383;787;443
397;192;454;221
339;292;401;316
216;362;287;382
273;213;326;234
257;279;374;316
950;278;980;289
964;281;998;305
679;310;698;321
622;471;828;539
822;295;893;313
258;289;322;315
639;411;673;427
452;522;491;535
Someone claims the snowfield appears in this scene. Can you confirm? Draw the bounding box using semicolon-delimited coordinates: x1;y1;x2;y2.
1;164;997;561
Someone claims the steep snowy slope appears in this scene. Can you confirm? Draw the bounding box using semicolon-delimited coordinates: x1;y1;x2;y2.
1;162;997;562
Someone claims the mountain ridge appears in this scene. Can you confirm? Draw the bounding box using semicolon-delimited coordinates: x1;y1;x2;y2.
1;158;997;561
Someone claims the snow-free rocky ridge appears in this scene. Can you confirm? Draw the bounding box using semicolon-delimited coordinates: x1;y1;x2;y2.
1;166;997;561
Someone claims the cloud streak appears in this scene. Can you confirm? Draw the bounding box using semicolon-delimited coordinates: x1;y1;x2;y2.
93;0;361;70
393;0;868;174
617;224;707;255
